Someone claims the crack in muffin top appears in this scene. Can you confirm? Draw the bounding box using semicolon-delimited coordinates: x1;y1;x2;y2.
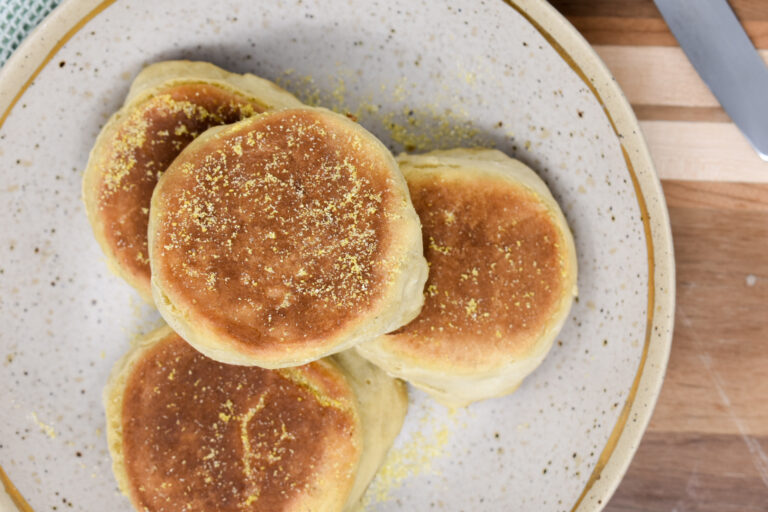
120;332;359;512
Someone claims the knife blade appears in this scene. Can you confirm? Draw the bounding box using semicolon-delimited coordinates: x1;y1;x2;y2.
654;0;768;161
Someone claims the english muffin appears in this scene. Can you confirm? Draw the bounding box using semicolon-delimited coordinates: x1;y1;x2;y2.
83;60;302;302
149;107;427;368
104;326;408;512
356;149;577;407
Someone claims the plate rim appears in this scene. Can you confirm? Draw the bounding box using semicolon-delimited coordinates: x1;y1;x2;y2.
0;1;675;511
511;1;675;510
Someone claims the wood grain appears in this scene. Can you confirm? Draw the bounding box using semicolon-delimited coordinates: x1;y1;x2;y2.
594;46;768;110
606;181;768;511
639;121;768;182
608;432;768;512
550;0;768;48
660;181;768;212
631;105;730;123
589;41;768;183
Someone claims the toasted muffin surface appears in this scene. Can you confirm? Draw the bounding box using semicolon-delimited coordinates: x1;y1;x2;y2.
388;163;567;369
83;61;302;301
356;149;577;406
105;327;361;512
149;107;427;367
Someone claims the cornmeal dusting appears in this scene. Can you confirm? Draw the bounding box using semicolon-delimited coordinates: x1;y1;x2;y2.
389;171;567;367
93;83;265;289
152;109;396;348
276;71;492;153
363;406;466;506
30;412;57;439
121;334;359;512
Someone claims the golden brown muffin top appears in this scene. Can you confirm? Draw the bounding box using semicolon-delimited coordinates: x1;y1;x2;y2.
120;332;360;512
150;108;402;361
386;169;569;369
92;83;263;295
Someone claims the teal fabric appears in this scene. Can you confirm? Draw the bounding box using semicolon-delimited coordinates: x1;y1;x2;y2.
1;0;62;66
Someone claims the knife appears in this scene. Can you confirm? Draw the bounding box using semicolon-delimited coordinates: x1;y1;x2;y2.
654;0;768;161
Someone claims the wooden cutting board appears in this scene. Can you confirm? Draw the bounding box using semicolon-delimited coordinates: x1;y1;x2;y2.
549;1;768;510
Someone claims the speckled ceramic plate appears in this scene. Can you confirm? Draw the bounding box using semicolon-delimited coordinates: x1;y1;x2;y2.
0;1;674;511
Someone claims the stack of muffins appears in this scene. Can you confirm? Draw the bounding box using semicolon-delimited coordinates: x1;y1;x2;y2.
83;61;577;512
